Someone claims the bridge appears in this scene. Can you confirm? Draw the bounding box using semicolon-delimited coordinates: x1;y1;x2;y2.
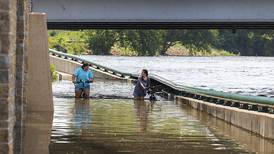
32;0;274;29
1;0;274;153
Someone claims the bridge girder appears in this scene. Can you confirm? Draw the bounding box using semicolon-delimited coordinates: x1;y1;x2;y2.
32;0;274;29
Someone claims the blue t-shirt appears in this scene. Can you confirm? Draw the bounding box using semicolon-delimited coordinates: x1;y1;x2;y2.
74;67;93;83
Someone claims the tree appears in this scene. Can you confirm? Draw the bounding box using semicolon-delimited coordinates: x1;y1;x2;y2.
86;30;118;55
118;30;163;56
48;30;88;54
160;30;181;55
179;30;217;55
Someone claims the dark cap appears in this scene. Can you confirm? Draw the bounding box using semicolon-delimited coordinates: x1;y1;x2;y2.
82;63;89;68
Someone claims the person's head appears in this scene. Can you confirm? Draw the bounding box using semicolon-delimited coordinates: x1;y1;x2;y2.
81;63;89;71
141;69;148;77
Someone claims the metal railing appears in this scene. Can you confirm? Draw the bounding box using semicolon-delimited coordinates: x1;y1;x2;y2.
49;49;274;113
49;49;133;78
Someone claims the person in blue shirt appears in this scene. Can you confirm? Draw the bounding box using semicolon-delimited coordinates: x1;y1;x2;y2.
72;63;94;99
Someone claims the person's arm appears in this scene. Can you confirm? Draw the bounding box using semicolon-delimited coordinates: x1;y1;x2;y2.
138;77;146;90
72;75;76;83
88;71;94;83
72;68;79;83
140;82;146;89
147;78;151;88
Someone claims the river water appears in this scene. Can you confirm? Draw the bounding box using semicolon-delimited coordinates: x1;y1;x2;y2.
80;55;274;97
22;81;274;154
50;98;255;154
22;55;274;153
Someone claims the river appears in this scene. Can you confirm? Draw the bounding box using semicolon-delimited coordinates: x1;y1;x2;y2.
80;55;274;97
33;80;272;154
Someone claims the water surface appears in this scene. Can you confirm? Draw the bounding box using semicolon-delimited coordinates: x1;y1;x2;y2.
21;81;274;154
50;98;255;154
80;55;274;97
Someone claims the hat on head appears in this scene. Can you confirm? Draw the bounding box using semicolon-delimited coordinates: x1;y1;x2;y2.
82;63;89;68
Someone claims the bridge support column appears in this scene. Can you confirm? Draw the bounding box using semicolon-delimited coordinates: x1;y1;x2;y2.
25;13;53;112
0;0;18;153
14;0;29;153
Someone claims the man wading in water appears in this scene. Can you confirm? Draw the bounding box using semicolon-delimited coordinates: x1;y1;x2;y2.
72;63;94;99
133;69;150;100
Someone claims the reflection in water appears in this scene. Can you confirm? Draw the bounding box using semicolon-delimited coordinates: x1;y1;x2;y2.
21;97;274;154
22;112;53;154
21;81;274;154
74;99;92;131
134;100;152;134
48;97;274;154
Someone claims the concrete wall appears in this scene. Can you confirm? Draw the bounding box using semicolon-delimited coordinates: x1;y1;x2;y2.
32;0;274;22
176;96;274;140
15;0;29;153
25;13;53;112
50;55;126;81
0;0;30;153
0;0;52;153
184;105;274;153
0;0;18;153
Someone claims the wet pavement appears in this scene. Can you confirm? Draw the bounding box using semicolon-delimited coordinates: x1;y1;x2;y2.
22;81;274;154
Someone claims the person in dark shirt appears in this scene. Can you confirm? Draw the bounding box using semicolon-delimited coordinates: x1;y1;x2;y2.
133;69;150;100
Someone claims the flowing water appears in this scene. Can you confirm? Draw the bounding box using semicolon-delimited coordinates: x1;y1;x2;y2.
80;55;274;97
50;98;254;154
22;81;274;154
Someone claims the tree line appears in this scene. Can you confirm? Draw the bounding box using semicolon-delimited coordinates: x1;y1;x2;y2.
48;30;274;56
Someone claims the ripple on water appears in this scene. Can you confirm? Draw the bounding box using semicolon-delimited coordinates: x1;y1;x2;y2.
80;55;274;97
52;80;135;99
49;97;257;154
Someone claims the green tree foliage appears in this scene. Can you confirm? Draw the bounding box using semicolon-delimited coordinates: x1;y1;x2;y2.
118;30;164;56
50;64;58;81
48;29;274;56
86;30;118;55
213;30;274;56
160;30;182;55
48;30;88;54
179;30;218;55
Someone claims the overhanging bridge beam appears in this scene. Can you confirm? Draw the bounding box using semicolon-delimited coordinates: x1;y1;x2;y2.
32;0;274;29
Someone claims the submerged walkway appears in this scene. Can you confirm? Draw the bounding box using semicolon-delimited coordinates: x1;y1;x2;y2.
50;98;250;154
23;81;274;154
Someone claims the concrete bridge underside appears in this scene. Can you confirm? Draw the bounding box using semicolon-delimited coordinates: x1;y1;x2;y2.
32;0;274;29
